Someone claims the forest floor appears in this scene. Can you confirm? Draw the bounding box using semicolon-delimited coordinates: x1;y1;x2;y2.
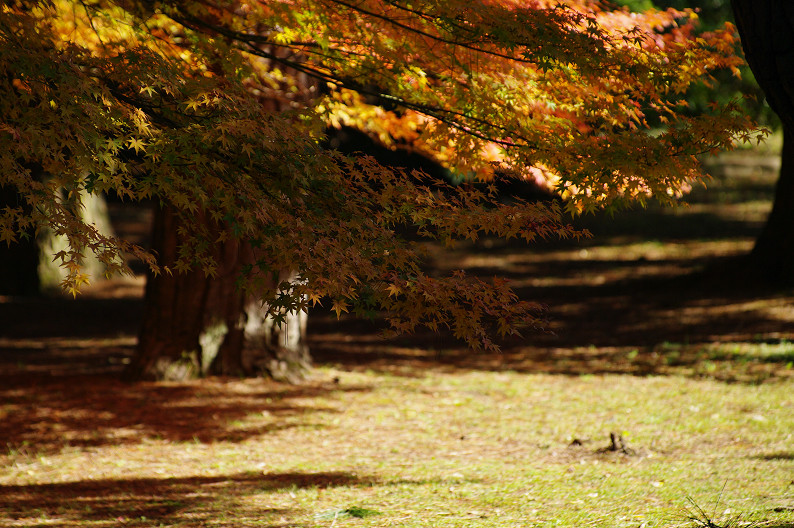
1;151;793;527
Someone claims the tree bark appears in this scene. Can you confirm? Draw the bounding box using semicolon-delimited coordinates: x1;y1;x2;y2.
126;205;210;381
233;276;311;383
731;1;794;127
732;0;794;281
127;205;310;381
750;125;794;278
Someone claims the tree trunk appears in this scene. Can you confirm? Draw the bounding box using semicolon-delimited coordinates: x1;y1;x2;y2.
730;1;794;126
750;125;794;279
127;205;310;381
731;0;794;282
233;279;311;383
0;184;39;296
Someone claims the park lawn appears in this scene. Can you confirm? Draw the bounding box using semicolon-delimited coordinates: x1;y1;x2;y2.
1;356;793;528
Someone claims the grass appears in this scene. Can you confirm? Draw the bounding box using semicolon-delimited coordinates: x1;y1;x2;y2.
1;360;793;527
683;484;757;528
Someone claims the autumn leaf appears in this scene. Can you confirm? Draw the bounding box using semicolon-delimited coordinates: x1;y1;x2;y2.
127;137;146;154
331;300;349;318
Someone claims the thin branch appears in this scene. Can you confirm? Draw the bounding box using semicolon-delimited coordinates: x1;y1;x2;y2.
319;0;539;64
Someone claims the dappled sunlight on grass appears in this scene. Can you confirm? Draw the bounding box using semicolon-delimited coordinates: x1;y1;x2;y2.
310;333;794;384
436;238;756;288
2;365;792;527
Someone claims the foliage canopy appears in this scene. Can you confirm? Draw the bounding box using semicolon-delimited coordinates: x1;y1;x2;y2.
0;0;762;349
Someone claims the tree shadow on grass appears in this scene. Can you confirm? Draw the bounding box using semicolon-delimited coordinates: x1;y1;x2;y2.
0;296;145;340
0;369;368;454
0;293;369;456
309;255;794;383
0;471;368;528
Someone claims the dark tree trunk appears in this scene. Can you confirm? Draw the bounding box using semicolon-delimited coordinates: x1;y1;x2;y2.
732;0;794;281
127;205;310;381
750;125;794;278
0;185;39;296
730;1;794;126
126;205;212;380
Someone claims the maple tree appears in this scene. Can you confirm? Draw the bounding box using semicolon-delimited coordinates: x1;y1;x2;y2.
0;0;761;380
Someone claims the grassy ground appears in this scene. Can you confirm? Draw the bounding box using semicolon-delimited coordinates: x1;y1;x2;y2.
1;365;793;527
1;150;794;527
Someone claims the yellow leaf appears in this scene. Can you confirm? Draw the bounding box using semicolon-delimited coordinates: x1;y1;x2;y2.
127;137;146;154
185;98;202;112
